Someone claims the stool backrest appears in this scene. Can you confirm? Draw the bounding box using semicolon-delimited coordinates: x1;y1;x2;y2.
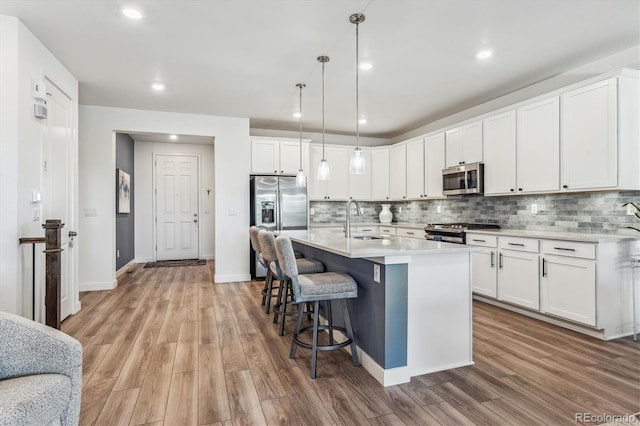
258;230;278;263
275;236;299;278
249;226;261;252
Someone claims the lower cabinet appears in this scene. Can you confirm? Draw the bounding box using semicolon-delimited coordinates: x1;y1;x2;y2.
497;250;540;310
471;249;497;298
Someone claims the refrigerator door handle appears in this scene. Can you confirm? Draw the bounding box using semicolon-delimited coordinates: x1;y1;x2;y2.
276;189;282;231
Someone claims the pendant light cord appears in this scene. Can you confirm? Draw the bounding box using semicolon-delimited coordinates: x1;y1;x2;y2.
322;60;326;160
298;84;303;170
355;21;360;150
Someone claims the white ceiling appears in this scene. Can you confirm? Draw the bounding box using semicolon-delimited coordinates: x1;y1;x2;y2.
2;0;639;138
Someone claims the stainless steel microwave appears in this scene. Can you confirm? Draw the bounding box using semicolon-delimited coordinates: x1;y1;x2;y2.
442;162;484;195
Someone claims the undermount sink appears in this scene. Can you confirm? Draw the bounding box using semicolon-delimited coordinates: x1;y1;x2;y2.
351;235;386;240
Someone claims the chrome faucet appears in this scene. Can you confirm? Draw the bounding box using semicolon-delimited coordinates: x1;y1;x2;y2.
345;199;361;238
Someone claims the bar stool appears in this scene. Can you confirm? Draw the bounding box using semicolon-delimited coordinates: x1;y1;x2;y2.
258;230;324;324
275;235;360;379
249;226;271;306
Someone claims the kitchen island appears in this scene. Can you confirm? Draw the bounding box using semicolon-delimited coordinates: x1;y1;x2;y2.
280;229;478;386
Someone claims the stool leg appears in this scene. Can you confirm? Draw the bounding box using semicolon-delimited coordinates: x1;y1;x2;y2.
311;300;320;379
279;280;290;336
273;275;284;324
260;267;271;306
265;271;276;314
327;300;334;345
289;301;305;359
343;299;360;367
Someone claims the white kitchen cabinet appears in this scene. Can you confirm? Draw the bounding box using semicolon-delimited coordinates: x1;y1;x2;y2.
561;78;617;191
406;139;424;199
308;145;349;200
389;144;407;200
471;249;497;298
445;120;483;167
517;97;560;193
498;249;540;311
251;138;308;175
349;148;372;200
378;225;396;236
396;227;422;238
483;110;517;195
371;148;390;201
424;132;446;199
541;255;596;326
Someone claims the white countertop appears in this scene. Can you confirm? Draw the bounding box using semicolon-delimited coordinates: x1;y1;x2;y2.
280;229;475;259
311;222;426;230
465;228;638;243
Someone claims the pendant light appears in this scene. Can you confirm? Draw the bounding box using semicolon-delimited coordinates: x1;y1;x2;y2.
349;13;366;174
316;55;331;181
295;83;307;187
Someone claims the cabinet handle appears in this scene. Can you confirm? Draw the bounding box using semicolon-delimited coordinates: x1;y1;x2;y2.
471;239;486;243
518;188;523;191
361;229;373;232
563;185;568;189
510;188;514;192
406;232;415;235
403;196;406;199
490;251;495;268
274;170;278;173
553;247;576;252
508;242;525;247
542;258;547;277
281;170;283;174
386;197;389;200
499;253;503;269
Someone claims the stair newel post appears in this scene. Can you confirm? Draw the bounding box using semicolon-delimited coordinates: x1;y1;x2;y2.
42;219;64;329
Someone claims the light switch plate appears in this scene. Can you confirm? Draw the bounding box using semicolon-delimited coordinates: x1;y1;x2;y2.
531;204;538;214
310;208;315;215
436;205;442;214
84;208;98;217
373;264;380;283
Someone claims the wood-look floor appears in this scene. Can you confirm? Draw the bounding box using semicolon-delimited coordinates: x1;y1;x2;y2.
62;261;640;425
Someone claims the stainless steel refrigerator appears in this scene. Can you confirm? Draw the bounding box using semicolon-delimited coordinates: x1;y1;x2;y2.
250;175;308;278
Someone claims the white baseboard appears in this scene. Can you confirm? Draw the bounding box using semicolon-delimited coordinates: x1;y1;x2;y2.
79;280;117;292
135;257;154;263
116;259;136;279
213;273;251;283
201;254;215;260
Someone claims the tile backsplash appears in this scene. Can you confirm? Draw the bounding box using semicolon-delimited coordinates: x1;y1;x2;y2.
309;191;640;234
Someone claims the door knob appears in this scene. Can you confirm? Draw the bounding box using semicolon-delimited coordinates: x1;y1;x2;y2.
194;219;198;223
69;231;78;237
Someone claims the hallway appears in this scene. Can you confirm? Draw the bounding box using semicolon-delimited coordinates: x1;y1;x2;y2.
62;262;640;425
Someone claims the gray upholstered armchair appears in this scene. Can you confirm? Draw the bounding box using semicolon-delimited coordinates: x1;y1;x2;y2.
0;311;82;426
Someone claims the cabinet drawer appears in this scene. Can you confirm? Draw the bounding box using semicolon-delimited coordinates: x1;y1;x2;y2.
355;226;377;233
378;226;396;236
499;236;539;253
396;227;422;238
541;240;595;260
466;233;497;248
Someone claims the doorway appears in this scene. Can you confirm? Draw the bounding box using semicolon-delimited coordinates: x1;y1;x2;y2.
42;79;77;320
155;154;200;260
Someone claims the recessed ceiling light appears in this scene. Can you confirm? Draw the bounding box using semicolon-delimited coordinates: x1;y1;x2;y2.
293;112;301;118
476;49;493;59
151;82;165;91
359;62;373;71
122;8;143;20
358;118;367;124
169;134;178;140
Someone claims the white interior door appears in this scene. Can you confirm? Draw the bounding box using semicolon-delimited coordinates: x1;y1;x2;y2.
156;155;199;260
43;80;76;321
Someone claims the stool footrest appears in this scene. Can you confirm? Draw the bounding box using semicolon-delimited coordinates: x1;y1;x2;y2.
293;325;352;351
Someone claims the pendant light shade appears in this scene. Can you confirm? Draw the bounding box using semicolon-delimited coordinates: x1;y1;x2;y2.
295;83;306;187
349;13;366;175
317;55;331;181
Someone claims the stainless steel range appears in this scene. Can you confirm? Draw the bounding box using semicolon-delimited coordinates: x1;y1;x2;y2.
424;223;500;244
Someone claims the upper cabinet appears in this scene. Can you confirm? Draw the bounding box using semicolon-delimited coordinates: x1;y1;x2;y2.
445;120;483;167
483;110;517;195
349;149;372;200
406;139;425;199
251;138;308;175
389;144;407;200
308;144;350;201
424;133;446;198
371;148;391;201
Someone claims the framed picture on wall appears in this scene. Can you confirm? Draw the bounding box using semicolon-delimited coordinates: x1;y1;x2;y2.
117;169;131;213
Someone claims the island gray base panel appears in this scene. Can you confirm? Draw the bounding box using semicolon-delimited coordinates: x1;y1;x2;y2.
292;243;408;370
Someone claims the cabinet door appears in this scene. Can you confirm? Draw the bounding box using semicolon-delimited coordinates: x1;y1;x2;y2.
325;146;349;200
561;78;617;190
471;249;497;298
483;110;516;195
406;139;425;198
308;145;327;200
517;97;560;193
279;140;302;174
371;148;390;200
541;255;596;326
251;139;279;174
462;120;483;164
445;127;463;167
349;149;372;200
498;250;539;310
389;144;407;200
424;133;445;198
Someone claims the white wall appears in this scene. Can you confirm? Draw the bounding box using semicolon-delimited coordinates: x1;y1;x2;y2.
391;46;640;143
79;106;249;290
0;15;79;316
251;128;390;147
134;140;215;262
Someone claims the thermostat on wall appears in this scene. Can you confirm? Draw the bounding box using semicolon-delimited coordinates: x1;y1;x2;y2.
34;103;48;119
32;80;47;100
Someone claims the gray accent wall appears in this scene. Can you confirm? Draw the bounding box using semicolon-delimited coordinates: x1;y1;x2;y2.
310;191;640;234
116;133;135;270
